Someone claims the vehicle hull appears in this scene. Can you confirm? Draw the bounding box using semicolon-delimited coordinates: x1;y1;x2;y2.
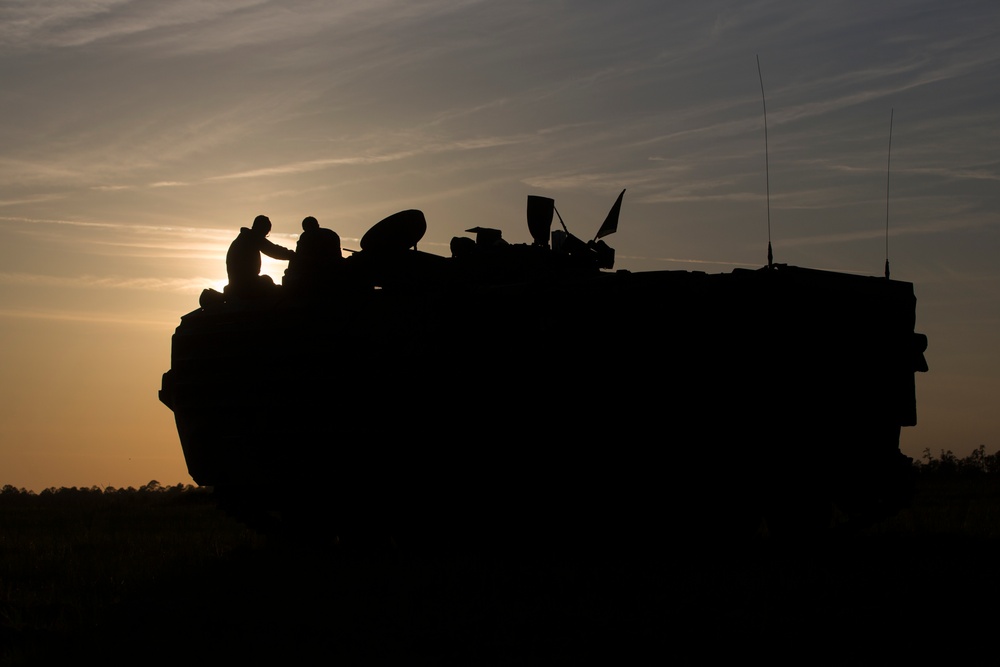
160;261;927;538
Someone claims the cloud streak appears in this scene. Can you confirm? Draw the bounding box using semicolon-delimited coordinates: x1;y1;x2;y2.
0;271;214;293
0;1;266;50
0;216;238;265
0;306;177;327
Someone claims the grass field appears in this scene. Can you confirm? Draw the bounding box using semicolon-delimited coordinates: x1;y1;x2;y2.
2;473;998;666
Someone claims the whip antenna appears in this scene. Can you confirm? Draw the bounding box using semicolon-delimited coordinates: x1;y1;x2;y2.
885;108;893;279
757;55;772;268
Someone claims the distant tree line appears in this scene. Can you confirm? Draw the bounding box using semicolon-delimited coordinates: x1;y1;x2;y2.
0;480;203;498
913;445;1000;475
2;446;998;498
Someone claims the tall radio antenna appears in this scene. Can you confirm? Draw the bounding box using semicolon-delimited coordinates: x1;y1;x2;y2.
885;108;894;279
757;55;772;268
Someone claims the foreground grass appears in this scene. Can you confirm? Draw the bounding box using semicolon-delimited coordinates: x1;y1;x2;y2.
0;486;261;666
870;473;1000;538
2;474;999;665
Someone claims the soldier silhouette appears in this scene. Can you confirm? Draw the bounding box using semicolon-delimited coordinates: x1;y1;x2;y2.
225;215;295;299
284;216;343;292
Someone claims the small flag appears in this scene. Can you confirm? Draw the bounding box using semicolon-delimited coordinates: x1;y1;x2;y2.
594;189;625;240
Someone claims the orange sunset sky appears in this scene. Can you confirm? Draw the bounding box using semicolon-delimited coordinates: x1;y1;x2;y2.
1;1;998;491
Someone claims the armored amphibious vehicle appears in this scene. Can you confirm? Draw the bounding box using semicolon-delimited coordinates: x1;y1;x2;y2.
159;194;928;538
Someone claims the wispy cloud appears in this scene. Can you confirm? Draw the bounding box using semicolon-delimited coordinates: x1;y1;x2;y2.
206;152;424;182
0;0;483;56
0;306;176;327
0;1;267;50
0;193;68;207
206;133;530;182
640;191;764;205
0;271;214;293
903;166;1000;183
0;214;228;237
775;214;993;249
0;215;125;230
618;253;760;270
0;215;235;260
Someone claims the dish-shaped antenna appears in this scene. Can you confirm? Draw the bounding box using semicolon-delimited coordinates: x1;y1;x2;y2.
360;209;427;253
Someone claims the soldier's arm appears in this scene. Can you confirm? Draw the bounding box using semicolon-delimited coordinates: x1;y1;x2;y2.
261;239;295;261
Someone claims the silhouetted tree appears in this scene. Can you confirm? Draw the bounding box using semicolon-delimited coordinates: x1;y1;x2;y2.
915;445;999;475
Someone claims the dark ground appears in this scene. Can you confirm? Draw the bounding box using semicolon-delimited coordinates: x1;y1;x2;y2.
7;479;1000;666
39;528;1000;665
